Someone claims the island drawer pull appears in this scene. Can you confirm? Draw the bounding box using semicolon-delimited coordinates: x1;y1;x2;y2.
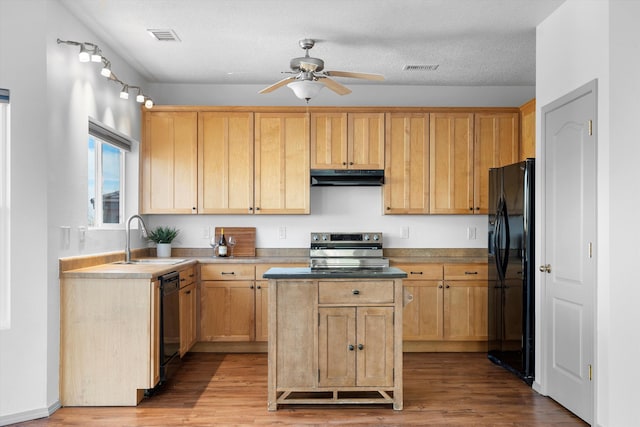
464;271;478;275
221;271;236;275
352;289;360;295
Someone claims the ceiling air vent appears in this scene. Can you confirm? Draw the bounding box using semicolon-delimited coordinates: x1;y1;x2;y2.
403;64;440;71
147;29;181;42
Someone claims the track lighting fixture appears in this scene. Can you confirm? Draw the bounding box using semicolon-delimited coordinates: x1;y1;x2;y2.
57;38;154;108
100;59;112;78
119;84;129;100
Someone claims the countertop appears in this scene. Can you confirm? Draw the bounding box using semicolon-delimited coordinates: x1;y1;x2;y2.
60;250;487;280
262;267;408;279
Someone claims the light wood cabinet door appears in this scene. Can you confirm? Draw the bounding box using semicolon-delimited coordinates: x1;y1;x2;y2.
311;112;348;169
318;307;357;387
429;113;474;214
349;113;385;169
443;280;488;341
474;113;519;214
141;111;198;214
402;280;444;341
200;281;255;341
255;113;310;214
198;112;254;214
150;280;161;387
356;306;394;387
311;112;384;170
519;98;536;160
179;282;197;356
384;113;430;214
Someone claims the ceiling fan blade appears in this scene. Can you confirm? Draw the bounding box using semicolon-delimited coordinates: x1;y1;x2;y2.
259;76;297;94
321;77;352;96
324;70;385;81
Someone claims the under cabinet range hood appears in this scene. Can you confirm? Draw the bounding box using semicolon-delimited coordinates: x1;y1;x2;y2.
310;169;384;186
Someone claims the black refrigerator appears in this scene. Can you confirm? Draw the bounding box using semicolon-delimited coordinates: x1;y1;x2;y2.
487;159;535;385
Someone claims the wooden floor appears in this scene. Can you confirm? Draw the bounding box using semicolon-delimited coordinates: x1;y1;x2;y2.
16;353;586;426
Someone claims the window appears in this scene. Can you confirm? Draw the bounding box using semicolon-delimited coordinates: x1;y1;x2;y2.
0;89;10;330
88;118;133;228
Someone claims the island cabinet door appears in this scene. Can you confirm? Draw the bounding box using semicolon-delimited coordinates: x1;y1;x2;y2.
356;307;394;387
318;307;356;387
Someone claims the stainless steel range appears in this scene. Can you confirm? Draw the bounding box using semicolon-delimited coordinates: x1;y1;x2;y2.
309;232;389;270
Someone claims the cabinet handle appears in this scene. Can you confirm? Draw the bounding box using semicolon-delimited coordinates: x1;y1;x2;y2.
256;285;262;289
348;344;354;351
180;278;186;282
185;290;191;295
445;284;450;289
189;274;194;278
410;271;423;275
248;207;253;212
349;162;354;165
475;207;480;210
256;207;261;211
469;207;473;211
438;284;443;289
464;271;478;275
352;289;360;295
358;344;364;350
343;162;347;166
386;207;391;210
221;272;235;276
250;285;254;289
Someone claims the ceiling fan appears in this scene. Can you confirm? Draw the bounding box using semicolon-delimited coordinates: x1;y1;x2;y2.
259;39;384;102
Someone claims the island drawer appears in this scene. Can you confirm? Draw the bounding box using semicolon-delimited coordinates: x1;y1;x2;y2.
318;281;394;304
200;264;255;281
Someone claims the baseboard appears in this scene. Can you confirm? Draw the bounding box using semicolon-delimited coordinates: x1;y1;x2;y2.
0;400;60;427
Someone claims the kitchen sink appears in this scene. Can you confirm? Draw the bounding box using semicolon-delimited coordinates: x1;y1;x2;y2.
113;258;187;265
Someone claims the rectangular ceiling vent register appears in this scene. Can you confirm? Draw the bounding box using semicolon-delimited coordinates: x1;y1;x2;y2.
403;64;440;71
147;29;181;42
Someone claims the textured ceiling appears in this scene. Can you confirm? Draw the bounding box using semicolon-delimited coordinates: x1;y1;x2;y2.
59;0;565;89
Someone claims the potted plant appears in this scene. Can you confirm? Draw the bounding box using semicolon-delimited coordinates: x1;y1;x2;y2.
147;226;179;258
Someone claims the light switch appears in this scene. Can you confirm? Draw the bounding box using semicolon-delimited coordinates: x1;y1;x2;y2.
279;226;286;239
401;226;409;239
467;227;477;240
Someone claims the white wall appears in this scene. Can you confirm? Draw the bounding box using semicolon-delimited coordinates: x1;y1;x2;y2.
536;0;639;425
0;0;148;424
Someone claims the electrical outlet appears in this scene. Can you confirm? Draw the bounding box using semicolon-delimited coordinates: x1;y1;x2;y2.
279;226;286;239
467;226;477;240
401;226;409;239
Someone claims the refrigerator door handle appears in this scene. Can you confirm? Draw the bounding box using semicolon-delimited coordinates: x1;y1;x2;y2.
501;200;511;278
494;198;505;282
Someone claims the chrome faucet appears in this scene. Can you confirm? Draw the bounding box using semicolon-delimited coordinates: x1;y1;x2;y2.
125;214;149;263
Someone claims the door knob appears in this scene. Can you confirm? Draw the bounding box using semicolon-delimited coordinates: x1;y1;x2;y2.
539;264;551;273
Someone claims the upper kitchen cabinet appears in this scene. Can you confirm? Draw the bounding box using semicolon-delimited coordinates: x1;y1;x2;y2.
384;113;430;214
474;112;519;214
429;113;474;214
519;98;536;160
141;111;198;214
198;112;254;214
254;113;310;214
311;112;384;170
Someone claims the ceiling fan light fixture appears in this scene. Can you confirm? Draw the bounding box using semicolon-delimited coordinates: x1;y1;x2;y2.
287;80;324;101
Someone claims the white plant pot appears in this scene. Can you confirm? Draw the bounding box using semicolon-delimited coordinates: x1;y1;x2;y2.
156;243;172;258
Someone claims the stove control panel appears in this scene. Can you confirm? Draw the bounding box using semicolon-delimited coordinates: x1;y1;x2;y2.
310;232;382;245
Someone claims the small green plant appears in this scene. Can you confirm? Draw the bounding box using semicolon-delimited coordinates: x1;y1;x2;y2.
146;226;179;244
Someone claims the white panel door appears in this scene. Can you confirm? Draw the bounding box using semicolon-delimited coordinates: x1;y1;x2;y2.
542;81;596;424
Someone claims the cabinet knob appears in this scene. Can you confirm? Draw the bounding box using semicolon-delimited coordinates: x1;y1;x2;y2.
349;162;354;166
185;290;191;295
352;289;360;295
256;285;262;289
256;207;261;211
348;344;354;351
439;284;443;289
250;285;254;289
343;162;347;166
445;284;450;289
248;207;253;212
475;207;480;210
386;207;391;210
469;207;473;211
358;344;364;350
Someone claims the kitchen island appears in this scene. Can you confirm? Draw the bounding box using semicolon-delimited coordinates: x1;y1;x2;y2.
263;267;407;410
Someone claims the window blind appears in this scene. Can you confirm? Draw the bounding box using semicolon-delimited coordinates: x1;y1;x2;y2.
88;117;135;152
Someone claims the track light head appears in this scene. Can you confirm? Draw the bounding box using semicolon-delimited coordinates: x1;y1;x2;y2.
144;98;154;109
119;84;129;100
78;44;90;62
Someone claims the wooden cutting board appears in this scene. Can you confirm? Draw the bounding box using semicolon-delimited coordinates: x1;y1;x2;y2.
214;227;256;257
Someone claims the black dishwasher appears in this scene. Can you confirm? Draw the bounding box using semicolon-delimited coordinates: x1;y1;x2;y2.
159;271;181;383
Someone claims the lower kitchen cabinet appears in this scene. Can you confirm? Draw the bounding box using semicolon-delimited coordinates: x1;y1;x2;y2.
268;278;403;410
60;277;161;406
443;263;488;341
394;262;488;351
200;264;256;341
